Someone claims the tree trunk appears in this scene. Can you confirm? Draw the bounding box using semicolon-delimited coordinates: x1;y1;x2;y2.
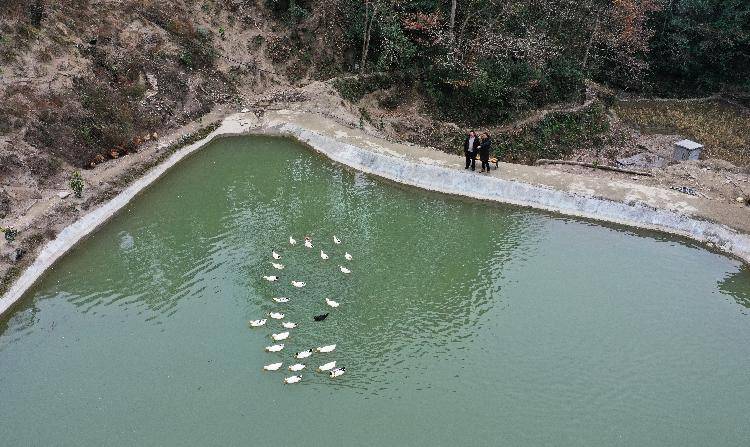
535;159;653;176
456;7;475;58
581;8;602;72
449;0;457;41
360;1;378;73
360;1;370;72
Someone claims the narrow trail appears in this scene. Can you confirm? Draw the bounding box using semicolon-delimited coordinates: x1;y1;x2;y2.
489;85;598;134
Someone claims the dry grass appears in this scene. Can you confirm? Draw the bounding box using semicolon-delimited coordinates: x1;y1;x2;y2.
615;99;750;166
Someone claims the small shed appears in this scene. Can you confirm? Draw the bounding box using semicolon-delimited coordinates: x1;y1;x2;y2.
672;139;704;161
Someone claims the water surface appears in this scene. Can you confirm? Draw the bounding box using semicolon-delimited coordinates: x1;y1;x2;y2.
1;136;749;446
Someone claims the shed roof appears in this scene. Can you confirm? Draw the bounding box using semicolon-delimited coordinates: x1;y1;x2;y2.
675;139;704;150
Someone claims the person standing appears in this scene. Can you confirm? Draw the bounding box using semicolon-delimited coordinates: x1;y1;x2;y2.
463;130;479;171
478;132;492;173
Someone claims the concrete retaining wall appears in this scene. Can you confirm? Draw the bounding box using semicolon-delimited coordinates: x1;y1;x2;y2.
2;116;748;319
280;123;750;259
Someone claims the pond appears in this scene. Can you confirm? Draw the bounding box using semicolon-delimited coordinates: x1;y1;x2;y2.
1;136;749;446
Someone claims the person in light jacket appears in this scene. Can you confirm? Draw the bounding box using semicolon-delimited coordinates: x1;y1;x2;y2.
463;130;479;171
478;132;492;173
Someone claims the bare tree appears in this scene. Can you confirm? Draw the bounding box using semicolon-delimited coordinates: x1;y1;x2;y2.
449;0;457;40
360;0;379;73
581;7;601;72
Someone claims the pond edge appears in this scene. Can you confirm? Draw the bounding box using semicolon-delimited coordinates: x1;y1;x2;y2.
2;113;749;318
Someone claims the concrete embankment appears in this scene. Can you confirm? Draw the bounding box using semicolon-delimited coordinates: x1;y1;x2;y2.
2;110;749;318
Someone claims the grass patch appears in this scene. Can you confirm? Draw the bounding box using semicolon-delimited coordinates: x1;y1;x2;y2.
332;72;412;103
497;102;610;164
615;99;750;166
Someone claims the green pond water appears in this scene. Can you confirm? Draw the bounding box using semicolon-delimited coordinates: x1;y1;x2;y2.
1;136;749;446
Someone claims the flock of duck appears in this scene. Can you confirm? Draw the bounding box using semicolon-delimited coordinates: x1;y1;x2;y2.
249;234;351;384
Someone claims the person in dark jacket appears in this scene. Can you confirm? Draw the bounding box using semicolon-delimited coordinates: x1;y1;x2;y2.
463;130;479;170
478;132;492;173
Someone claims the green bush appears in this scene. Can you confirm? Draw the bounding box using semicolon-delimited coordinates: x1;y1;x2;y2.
287;0;308;23
76;77;138;152
264;0;308;24
179;51;193;67
179;34;216;69
1;227;18;243
498;102;610;164
69;171;84;198
375;18;416;72
426;58;584;125
333;72;412;103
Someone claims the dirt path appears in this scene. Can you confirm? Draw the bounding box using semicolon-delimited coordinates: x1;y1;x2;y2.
489;84;598;133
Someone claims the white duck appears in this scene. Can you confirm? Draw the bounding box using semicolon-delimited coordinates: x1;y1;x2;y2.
263;362;283;371
329;367;345;378
272;251;281;260
339;266;351;274
333;235;342;244
265;343;284;352
271;331;290;341
316;344;336;353
325;298;340;308
268;312;285;320
304;238;313;248
248;319;267;327
291;281;306;288
296;349;313;359
271;262;284;270
318;361;336;371
272;297;290;303
289;236;297;245
282;321;297;329
344;252;353;261
289;363;306;372
284;375;302;384
263;275;279;282
320;250;329;260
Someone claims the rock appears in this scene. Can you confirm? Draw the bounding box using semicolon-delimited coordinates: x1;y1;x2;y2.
0;189;9;218
145;73;159;98
737;197;747;204
241;108;250;113
9;248;26;263
55;22;69;37
616;152;666;169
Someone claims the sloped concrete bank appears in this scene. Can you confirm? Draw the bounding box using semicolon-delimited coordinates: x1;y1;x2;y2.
2;112;749;318
279;123;750;257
